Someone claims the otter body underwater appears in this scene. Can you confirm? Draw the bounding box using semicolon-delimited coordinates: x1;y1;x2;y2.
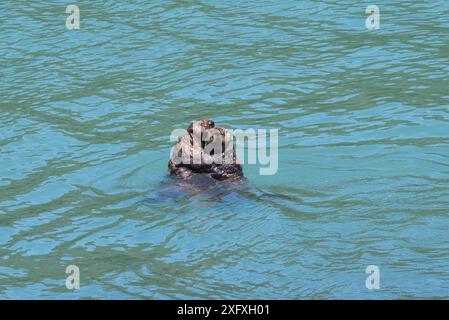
168;119;244;181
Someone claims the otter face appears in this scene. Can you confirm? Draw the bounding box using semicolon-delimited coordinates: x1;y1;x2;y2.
187;118;221;150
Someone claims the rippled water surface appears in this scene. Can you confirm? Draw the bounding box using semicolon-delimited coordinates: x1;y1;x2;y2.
1;1;449;299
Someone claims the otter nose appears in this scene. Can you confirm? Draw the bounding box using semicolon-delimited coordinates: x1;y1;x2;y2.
208;120;215;128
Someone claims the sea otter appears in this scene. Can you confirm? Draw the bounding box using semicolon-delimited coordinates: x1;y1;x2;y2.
168;119;243;181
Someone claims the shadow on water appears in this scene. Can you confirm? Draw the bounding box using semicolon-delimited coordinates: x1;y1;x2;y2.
145;174;250;204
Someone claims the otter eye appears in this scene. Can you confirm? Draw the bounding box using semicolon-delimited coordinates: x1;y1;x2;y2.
208;120;215;127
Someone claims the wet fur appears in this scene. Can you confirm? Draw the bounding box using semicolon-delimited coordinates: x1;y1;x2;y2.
168;119;243;181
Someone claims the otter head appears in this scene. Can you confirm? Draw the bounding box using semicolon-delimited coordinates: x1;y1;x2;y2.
187;119;233;158
187;118;221;150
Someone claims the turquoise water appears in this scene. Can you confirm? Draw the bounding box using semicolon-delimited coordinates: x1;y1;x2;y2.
1;1;448;299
